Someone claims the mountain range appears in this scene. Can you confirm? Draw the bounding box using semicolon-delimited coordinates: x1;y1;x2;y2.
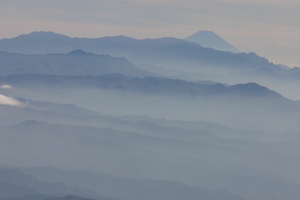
2;31;300;100
0;167;245;200
0;90;300;200
0;31;286;74
1;117;300;200
0;50;154;77
1;73;299;132
1;30;300;200
0;73;283;98
0;168;102;199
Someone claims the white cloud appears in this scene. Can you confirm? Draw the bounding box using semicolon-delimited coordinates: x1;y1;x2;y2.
1;84;13;89
0;94;23;107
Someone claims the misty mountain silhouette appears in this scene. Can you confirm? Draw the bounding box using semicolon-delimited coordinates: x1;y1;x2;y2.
22;166;246;200
2;120;300;200
0;31;285;74
0;168;101;199
0;51;155;77
0;31;73;54
185;30;240;53
0;167;246;200
1;30;300;200
0;73;283;99
67;49;90;56
0;97;244;143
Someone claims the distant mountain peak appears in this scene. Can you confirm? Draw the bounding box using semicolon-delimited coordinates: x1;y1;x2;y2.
67;49;88;55
16;31;71;40
185;30;240;53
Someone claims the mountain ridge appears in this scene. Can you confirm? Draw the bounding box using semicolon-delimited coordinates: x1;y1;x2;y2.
0;31;286;74
0;73;285;99
0;50;156;77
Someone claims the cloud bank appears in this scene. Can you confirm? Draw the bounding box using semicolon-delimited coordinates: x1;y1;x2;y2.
1;84;13;89
0;94;23;107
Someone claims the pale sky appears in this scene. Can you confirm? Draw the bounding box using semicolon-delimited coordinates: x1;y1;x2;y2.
0;0;299;67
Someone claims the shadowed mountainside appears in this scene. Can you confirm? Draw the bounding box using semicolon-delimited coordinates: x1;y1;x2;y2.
0;50;155;77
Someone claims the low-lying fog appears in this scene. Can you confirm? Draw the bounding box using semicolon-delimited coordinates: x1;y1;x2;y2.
2;86;300;133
